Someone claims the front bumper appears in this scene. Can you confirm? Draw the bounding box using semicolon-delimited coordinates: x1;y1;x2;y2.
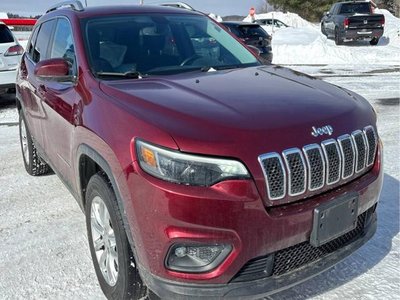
141;209;377;299
124;143;383;297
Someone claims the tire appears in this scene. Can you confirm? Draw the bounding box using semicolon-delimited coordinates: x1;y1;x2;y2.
370;37;379;45
321;23;327;36
19;113;50;176
85;173;148;300
334;28;343;45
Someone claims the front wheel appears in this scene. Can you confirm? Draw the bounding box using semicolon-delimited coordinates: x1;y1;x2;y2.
19;113;50;176
85;174;149;300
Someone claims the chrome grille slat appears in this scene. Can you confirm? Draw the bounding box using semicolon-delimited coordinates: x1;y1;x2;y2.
283;149;306;196
364;126;377;167
303;144;325;191
352;130;367;173
258;153;286;200
259;126;378;201
321;139;341;185
337;135;355;179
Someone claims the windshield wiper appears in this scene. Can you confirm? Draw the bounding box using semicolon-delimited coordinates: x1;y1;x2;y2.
96;70;146;79
214;65;242;71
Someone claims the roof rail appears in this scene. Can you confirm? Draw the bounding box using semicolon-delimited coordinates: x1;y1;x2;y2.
46;0;84;14
160;2;195;11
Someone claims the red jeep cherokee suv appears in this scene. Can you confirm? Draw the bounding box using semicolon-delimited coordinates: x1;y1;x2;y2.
16;1;383;299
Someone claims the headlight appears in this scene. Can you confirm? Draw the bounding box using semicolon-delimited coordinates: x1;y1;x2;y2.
135;140;250;186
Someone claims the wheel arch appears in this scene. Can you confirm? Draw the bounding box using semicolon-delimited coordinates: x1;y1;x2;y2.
77;144;138;255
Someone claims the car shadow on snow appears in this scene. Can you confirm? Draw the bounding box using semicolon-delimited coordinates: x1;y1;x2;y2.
266;173;399;300
338;37;390;47
0;92;17;107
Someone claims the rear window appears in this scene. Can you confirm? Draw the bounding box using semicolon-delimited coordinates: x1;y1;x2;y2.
237;25;268;38
339;3;371;14
0;24;14;43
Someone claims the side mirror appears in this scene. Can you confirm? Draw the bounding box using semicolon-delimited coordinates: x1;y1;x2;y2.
324;12;330;17
34;58;74;82
247;45;261;57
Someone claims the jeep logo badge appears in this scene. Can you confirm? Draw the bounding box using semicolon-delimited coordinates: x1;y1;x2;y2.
364;20;368;24
311;125;334;137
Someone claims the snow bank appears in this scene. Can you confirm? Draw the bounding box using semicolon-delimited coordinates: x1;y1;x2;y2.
209;13;223;22
259;9;400;65
376;8;400;45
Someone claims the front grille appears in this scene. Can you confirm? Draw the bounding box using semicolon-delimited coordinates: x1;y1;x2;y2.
231;255;274;283
273;211;367;276
259;126;377;201
232;209;370;283
259;153;286;200
338;135;355;179
283;149;306;196
364;126;377;167
322;140;341;185
303;145;325;191
352;130;367;173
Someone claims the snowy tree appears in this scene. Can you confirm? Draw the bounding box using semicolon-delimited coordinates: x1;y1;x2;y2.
381;0;397;14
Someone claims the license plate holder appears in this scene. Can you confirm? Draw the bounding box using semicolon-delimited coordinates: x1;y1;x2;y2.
310;194;358;247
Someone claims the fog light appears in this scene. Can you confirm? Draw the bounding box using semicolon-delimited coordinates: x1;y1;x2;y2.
174;246;187;258
166;244;232;273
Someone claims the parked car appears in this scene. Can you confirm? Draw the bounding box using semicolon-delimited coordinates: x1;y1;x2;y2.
321;1;385;45
254;18;289;35
17;1;383;299
0;21;24;98
221;21;273;63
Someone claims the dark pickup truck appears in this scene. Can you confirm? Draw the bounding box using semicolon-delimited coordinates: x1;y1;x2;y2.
321;1;385;45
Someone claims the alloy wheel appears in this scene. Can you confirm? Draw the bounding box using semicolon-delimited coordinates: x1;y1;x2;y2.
20;118;30;166
90;196;119;286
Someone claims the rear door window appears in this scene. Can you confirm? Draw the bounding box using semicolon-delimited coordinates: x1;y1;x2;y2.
238;26;268;38
0;24;14;43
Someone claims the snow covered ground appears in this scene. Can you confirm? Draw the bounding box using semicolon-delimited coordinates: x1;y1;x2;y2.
0;65;399;299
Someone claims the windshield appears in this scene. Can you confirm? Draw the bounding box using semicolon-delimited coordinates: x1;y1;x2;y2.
339;3;371;14
82;14;259;77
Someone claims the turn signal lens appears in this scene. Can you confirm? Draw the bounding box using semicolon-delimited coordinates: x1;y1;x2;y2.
141;146;157;167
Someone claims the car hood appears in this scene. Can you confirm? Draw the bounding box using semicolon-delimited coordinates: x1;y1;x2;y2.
100;65;375;155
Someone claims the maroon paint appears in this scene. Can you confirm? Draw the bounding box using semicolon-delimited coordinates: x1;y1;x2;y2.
16;5;383;289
